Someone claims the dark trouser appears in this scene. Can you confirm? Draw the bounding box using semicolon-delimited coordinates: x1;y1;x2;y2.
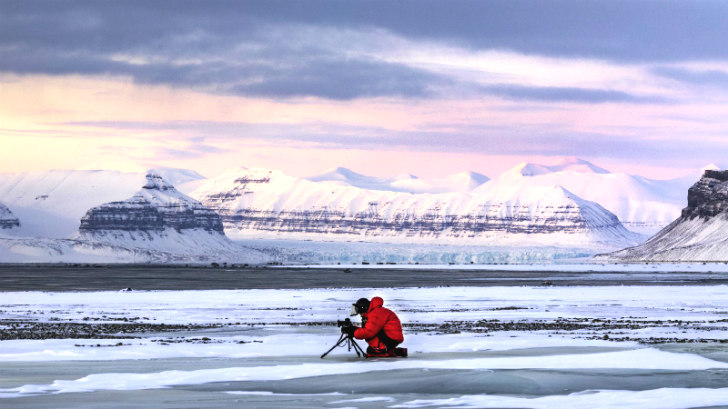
367;329;401;352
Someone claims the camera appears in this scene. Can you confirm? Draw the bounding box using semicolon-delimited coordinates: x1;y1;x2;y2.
321;317;366;358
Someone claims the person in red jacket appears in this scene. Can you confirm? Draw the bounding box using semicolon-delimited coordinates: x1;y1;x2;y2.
344;296;405;357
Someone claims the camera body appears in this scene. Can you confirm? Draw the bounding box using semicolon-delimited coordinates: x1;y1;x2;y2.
337;317;358;336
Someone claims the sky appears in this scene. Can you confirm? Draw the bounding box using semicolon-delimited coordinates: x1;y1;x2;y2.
2;0;728;180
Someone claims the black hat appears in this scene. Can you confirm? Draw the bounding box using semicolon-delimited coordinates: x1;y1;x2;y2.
353;298;370;314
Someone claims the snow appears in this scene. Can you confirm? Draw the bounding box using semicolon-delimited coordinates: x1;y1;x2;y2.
611;214;728;261
2;283;728;407
0;159;715;263
306;167;490;194
147;167;205;187
2;349;725;396
0;170;145;238
0;172;267;263
391;388;728;409
486;159;693;235
189;165;641;250
0;233;268;263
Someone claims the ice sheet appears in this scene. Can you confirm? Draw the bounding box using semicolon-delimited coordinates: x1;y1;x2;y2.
2;348;726;397
391;388;728;409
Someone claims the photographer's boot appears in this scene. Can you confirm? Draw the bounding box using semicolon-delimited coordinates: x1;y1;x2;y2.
366;346;407;358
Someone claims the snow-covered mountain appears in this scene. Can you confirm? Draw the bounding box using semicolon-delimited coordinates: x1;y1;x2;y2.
305;158;697;236
0;202;20;231
307;167;489;193
0;159;714;263
78;172;223;235
513;157;611;176
487;157;693;235
0;168;205;238
75;172;264;260
0;171;266;263
610;169;728;261
188;166;640;250
146;167;205;187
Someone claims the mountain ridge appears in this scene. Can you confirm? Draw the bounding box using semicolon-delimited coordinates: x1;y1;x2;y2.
610;169;728;261
189;166;641;250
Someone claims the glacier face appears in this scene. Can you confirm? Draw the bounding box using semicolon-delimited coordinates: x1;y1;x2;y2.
189;167;641;250
610;170;728;261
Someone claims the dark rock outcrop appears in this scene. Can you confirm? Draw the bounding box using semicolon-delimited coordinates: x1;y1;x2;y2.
611;169;728;261
79;173;223;233
683;170;728;218
0;202;20;229
215;206;618;237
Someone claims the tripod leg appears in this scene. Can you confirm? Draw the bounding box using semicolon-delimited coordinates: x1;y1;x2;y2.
346;337;360;357
320;333;348;359
351;338;367;358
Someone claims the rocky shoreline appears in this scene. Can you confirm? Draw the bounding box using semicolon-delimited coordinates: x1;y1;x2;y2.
0;320;223;341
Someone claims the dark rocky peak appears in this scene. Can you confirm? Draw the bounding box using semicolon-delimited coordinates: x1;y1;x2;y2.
684;169;728;218
0;202;20;229
143;172;175;191
79;173;224;233
703;169;728;182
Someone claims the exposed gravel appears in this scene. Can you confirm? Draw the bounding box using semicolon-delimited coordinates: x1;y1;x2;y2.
0;320;222;341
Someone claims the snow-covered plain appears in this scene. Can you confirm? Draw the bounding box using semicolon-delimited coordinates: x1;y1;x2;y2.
2;284;728;408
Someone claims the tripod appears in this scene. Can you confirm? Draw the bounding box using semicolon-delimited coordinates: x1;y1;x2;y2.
320;332;367;359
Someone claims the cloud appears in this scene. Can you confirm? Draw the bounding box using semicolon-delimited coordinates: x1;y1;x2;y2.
230;58;450;100
62;119;728;169
481;84;663;104
157;143;224;159
0;17;448;100
2;1;724;102
250;0;728;62
652;67;728;88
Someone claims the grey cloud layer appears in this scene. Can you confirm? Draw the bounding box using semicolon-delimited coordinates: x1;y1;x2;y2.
653;67;728;89
1;0;712;101
481;85;665;104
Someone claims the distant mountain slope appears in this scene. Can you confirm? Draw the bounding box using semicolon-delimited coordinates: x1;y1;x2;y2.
0;159;711;261
0;171;266;263
306;167;489;193
513;157;611;176
79;172;223;235
485;158;694;235
610;170;728;261
0;168;205;238
188;166;641;250
75;172;263;262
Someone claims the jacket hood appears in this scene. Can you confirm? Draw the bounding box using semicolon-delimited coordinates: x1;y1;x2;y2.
368;296;384;312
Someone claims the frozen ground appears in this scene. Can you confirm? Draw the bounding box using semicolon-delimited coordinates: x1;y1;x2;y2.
2;281;728;408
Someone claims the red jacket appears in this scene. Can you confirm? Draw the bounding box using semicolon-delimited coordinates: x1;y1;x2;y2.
354;296;404;343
